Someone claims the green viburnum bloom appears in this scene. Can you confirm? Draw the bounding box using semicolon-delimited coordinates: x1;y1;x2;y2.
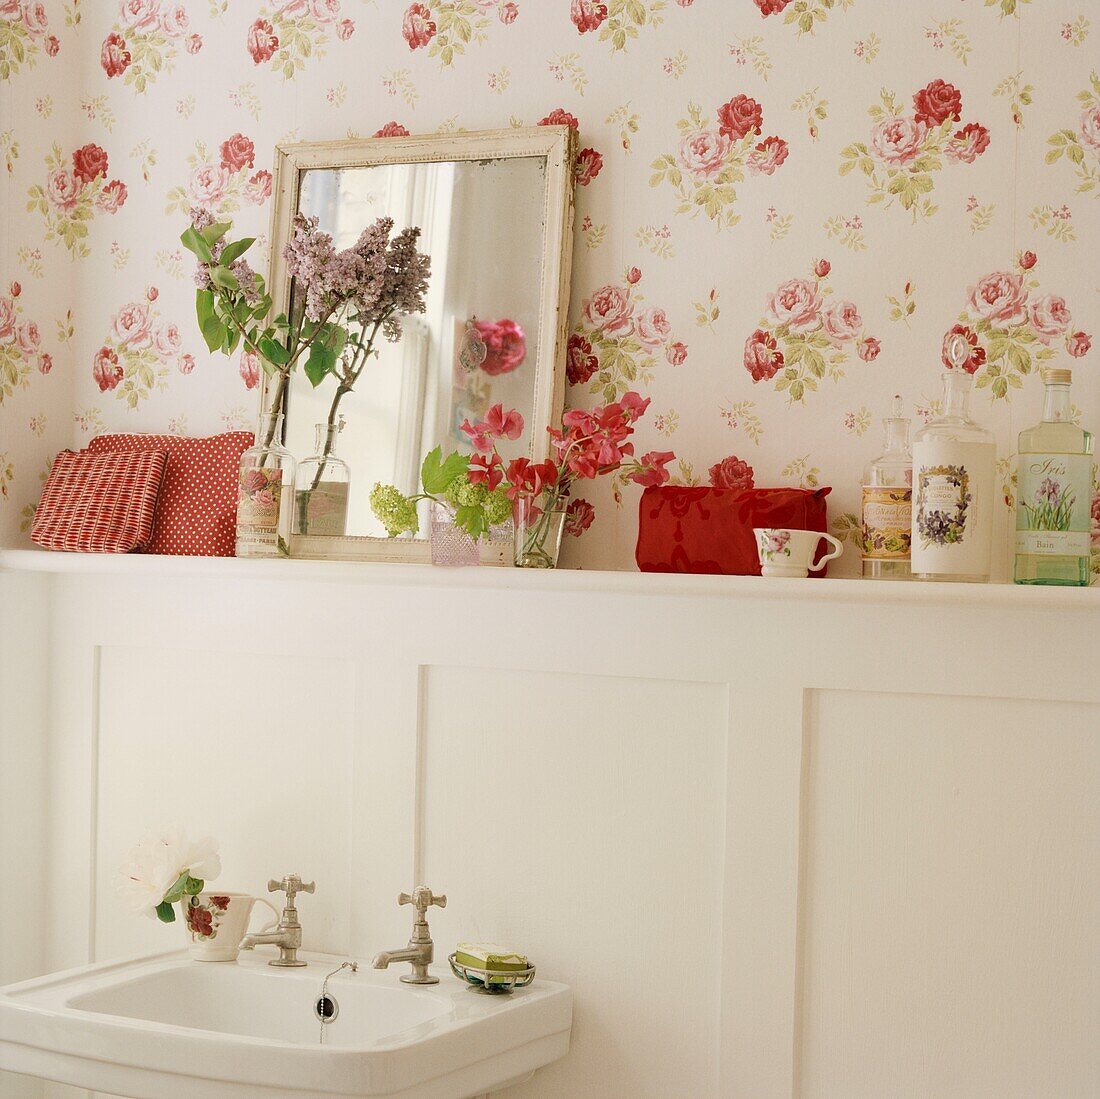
483;488;512;526
370;483;419;537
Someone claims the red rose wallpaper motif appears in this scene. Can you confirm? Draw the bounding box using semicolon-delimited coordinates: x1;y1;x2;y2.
840;81;989;220
944;253;1092;400
746;259;880;404
26;144;127;258
652;97;790;228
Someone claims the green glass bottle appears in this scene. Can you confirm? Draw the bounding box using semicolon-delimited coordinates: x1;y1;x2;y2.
1013;368;1094;586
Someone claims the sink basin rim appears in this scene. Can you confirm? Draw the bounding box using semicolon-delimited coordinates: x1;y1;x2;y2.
0;949;572;1098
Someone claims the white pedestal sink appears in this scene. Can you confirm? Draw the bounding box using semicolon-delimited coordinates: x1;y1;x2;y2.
0;950;572;1098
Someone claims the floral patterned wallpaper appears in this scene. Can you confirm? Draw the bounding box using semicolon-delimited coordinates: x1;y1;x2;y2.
1;0;1098;577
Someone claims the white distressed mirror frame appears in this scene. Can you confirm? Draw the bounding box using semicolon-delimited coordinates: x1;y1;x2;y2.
261;126;578;563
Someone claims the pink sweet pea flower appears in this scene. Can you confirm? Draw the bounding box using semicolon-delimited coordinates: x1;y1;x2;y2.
629;451;675;487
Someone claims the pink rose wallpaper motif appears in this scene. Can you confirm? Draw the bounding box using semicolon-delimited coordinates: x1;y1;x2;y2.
840;81;989;221
165;134;270;217
1046;72;1100;198
0;283;48;405
538;109;603;187
26;143;127;258
651;96;790;228
754;0;850;38
745;260;879;404
250;1;355;78
100;1;202;92
402;1;517;68
571;0;669;53
946;253;1092;401
0;0;59;79
93;287;191;409
572;270;681;402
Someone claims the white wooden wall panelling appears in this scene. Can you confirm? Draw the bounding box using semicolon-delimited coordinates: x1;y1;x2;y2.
0;555;1095;1099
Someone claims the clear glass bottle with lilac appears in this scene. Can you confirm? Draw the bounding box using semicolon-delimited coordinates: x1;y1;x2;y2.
295;417;350;537
236;411;296;559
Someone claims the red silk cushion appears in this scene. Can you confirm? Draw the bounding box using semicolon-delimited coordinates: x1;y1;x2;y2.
636;485;833;576
32;449;168;554
87;432;254;557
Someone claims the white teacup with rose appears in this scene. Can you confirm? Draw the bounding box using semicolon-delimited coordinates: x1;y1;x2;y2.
182;892;280;962
754;527;843;578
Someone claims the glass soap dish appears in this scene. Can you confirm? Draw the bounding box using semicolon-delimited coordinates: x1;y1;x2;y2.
448;953;536;994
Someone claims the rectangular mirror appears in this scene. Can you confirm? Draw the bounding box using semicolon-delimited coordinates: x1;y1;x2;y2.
263;127;577;562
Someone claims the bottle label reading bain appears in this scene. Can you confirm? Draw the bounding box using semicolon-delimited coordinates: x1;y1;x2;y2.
860;487;912;560
237;467;283;553
1015;453;1092;557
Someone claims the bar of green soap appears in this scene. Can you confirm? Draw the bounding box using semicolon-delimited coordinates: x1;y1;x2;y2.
455;942;529;984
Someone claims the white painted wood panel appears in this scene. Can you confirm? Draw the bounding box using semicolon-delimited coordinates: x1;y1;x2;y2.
93;646;358;962
797;689;1100;1099
0;552;1096;1099
419;666;728;1099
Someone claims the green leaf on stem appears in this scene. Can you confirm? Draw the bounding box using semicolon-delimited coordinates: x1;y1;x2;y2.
421;447;469;494
209;266;240;292
183;876;204;895
218;237;255;266
180;225;213;263
259;336;291;365
455;504;488;540
195;288;215;330
305;343;337;387
201;222;231;246
224;326;241;354
201;316;226;353
155;901;177;923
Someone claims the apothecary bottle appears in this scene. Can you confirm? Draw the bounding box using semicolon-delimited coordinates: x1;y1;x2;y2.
861;395;913;580
235;411;296;559
295;419;351;537
1013;368;1093;586
911;367;996;583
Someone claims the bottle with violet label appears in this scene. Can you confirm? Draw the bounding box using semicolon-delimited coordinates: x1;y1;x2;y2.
910;332;997;583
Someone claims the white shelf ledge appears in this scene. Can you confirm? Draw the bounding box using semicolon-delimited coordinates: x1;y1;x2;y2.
1;547;1096;611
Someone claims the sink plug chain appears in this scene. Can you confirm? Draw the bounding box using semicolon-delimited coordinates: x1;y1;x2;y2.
317;961;358;1045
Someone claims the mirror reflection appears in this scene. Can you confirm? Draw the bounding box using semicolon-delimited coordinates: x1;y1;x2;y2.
284;156;549;538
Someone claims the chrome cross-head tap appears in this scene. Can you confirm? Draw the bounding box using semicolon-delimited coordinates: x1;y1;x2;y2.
372;886;447;985
239;873;315;967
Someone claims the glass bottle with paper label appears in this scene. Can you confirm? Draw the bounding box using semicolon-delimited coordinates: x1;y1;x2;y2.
235;411;296;558
911;334;996;582
861;395;913;580
1014;368;1093;586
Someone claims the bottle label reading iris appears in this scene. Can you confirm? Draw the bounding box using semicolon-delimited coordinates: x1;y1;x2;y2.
237;467;283;552
860;487;912;560
1015;453;1091;557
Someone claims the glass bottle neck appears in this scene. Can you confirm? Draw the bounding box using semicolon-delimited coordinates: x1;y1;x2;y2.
1041;383;1072;423
940;371;973;420
257;412;284;446
314;423;341;456
882;417;910;453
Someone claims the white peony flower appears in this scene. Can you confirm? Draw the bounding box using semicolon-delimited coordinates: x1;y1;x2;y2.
118;829;221;919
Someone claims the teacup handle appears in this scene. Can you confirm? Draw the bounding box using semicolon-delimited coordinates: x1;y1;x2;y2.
250;896;281;934
809;532;844;571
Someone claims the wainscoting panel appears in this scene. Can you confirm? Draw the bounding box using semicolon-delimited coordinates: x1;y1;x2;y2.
419;666;729;1099
796;689;1100;1099
92;645;358;963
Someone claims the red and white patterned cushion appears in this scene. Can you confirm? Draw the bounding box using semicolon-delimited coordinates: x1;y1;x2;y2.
31;449;169;554
86;431;254;557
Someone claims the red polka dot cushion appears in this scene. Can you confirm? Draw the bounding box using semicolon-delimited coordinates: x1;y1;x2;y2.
32;448;169;554
86;432;254;557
